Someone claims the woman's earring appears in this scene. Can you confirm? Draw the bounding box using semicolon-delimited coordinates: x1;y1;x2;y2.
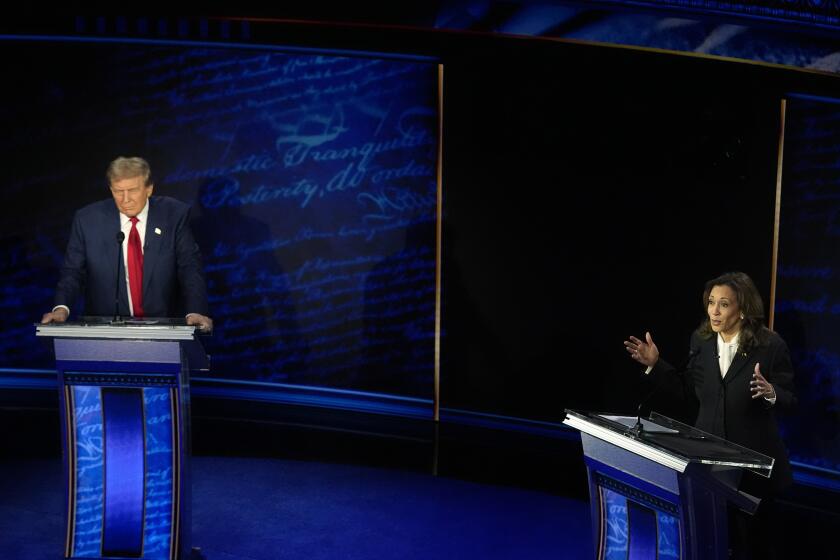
740;313;745;320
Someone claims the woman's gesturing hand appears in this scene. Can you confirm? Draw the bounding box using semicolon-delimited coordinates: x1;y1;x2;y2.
624;331;660;368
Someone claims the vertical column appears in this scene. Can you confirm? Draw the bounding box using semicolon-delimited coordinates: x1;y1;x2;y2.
102;388;146;557
627;501;657;560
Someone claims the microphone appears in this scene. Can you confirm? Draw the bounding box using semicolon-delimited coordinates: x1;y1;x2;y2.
632;346;700;436
112;231;125;324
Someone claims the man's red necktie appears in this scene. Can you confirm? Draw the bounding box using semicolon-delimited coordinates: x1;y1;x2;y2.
127;216;144;317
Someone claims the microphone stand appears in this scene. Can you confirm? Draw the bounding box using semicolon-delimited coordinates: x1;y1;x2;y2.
111;231;125;325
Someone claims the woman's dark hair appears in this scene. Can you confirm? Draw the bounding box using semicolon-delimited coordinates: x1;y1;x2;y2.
697;271;769;352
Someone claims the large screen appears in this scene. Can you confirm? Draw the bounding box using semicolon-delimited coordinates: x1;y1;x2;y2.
774;94;840;473
0;38;440;400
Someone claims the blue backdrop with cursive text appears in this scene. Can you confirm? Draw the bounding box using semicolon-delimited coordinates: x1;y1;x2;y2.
774;94;840;474
0;39;439;400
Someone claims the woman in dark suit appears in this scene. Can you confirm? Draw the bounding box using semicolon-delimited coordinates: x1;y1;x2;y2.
624;271;796;559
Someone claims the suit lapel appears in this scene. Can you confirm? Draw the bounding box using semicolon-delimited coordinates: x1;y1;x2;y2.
142;197;161;298
723;344;752;384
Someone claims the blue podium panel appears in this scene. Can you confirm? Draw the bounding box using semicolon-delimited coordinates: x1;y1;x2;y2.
144;387;177;558
627;500;658;560
38;324;203;560
657;510;680;559
601;487;628;560
599;486;681;560
69;385;105;556
65;378;182;559
102;388;146;557
589;459;682;560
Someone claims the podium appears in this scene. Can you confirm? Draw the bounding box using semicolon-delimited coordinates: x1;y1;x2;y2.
563;410;773;560
36;321;208;560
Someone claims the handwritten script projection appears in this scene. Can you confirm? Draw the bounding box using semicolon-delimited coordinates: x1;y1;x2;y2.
774;95;840;473
0;43;439;399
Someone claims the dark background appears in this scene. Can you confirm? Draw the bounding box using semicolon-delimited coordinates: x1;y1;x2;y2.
441;38;781;422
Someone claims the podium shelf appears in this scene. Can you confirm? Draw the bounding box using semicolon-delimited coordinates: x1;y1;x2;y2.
36;322;197;340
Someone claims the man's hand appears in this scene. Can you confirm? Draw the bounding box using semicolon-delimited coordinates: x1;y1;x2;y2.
41;307;69;324
186;313;213;332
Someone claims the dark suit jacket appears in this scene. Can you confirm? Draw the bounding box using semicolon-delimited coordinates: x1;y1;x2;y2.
651;329;796;493
54;196;209;318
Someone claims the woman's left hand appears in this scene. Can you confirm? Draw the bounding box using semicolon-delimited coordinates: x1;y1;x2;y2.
750;363;776;400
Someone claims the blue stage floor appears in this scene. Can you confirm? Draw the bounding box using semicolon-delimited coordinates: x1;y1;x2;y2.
0;457;592;560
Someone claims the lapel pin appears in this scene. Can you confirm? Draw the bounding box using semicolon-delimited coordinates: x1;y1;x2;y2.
155;228;162;235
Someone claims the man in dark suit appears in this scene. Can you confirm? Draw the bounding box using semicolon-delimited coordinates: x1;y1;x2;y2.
41;157;213;330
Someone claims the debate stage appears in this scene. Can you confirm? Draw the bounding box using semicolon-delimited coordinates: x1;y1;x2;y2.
3;394;838;559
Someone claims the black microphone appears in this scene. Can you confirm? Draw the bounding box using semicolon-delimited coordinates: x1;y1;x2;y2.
112;231;125;324
632;346;700;436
